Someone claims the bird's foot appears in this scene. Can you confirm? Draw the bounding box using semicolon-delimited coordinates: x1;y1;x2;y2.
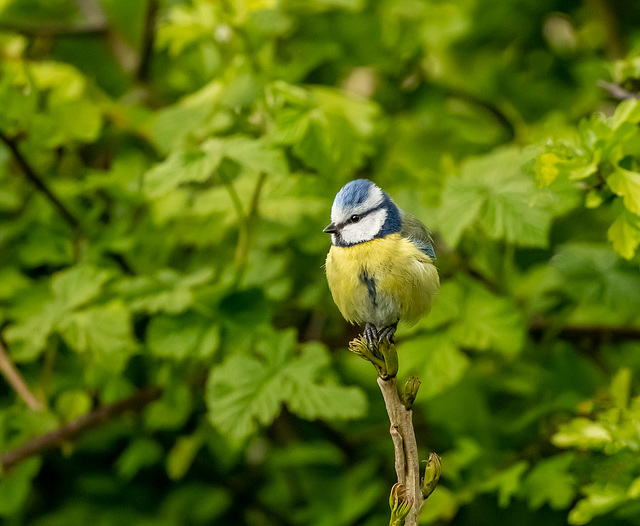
377;322;398;346
364;323;378;351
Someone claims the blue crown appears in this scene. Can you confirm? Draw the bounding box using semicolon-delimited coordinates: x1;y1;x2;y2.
334;179;375;210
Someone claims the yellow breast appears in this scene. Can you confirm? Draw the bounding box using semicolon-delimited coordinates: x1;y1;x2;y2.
325;233;439;328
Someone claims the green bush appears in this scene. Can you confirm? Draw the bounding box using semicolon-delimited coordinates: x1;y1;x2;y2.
2;0;640;524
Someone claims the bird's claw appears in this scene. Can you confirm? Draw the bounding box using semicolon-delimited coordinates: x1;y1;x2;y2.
378;323;397;346
364;323;378;351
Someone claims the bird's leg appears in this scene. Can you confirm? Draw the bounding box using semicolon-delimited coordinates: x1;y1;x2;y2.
364;322;378;351
378;322;398;346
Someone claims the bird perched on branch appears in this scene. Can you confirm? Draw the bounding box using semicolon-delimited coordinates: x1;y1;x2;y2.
324;179;439;348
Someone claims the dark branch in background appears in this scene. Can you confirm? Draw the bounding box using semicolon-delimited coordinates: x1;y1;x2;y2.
137;0;159;81
0;337;42;412
0;0;108;36
597;80;640;101
0;130;135;274
0;131;81;231
1;386;162;473
445;86;516;142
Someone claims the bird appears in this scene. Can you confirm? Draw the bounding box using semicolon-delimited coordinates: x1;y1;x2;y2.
324;179;440;349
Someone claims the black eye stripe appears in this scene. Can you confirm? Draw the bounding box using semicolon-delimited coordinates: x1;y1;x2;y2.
340;204;385;227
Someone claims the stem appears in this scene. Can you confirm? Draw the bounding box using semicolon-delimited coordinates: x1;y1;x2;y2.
137;0;159;81
377;377;423;525
1;386;162;473
0;338;42;412
226;172;267;277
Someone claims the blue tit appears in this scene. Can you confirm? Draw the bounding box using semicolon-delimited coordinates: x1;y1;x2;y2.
324;179;439;347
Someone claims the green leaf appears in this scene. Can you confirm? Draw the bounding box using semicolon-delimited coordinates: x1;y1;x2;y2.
400;333;470;399
58;302;137;370
166;428;206;481
159;483;230;524
283;343;368;420
116;268;214;314
551;418;613;450
607;167;640;216
144;380;193;431
419;486;459;523
115;438;164;480
3;302;62;362
268;82;377;177
147;312;219;361
608;210;640;259
41;97;102;147
522;453;577;510
568;484;629;525
143;147;223;198
143;136;287;199
0;458;41;516
448;276;526;355
54;389;92;422
206;330;366;443
432;174;485;247
436;147;553;247
217;136;288;176
481;461;529;508
149;80;225;153
553;243;640;317
51;266;112;310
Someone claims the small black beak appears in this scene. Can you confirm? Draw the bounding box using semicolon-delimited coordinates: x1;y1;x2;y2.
323;222;338;234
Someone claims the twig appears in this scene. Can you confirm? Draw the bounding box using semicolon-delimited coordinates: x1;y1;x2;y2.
137;0;159;81
1;386;162;472
0;338;42;412
597;80;640;101
0;130;81;231
378;377;423;525
226;172;267;277
0;130;135;274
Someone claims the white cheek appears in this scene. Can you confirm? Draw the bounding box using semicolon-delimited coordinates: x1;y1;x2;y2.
340;208;387;245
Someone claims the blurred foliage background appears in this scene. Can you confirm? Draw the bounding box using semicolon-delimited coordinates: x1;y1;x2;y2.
2;0;640;524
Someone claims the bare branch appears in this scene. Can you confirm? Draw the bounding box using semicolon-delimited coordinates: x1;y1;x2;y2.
0;338;42;412
378;377;424;525
1;386;162;472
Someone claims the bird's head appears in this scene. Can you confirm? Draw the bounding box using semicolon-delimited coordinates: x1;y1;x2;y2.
324;179;401;247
